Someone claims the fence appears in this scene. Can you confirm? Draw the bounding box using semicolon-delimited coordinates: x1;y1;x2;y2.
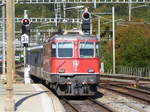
116;66;150;77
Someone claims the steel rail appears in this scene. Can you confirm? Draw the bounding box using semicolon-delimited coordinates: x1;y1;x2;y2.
88;97;115;112
61;97;115;112
15;64;24;69
101;85;150;103
101;74;150;82
61;98;79;112
112;85;150;95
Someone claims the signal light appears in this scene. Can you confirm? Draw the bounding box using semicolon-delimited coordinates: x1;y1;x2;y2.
22;18;30;26
82;12;90;20
81;11;91;35
21;18;30;35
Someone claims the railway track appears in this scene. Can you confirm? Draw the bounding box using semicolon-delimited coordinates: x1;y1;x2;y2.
14;69;150;111
101;84;150;103
138;85;150;91
60;97;115;112
101;74;150;82
101;80;134;86
15;63;24;69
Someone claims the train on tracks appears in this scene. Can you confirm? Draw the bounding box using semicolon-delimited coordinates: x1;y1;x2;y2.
27;30;101;96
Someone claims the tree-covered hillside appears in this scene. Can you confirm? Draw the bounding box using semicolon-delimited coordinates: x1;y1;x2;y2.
116;24;150;67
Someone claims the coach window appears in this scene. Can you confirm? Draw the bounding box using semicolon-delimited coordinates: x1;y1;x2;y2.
58;42;73;58
80;42;94;58
52;43;56;57
96;43;100;57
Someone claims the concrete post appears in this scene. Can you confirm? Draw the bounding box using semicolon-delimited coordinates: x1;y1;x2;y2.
98;16;101;39
12;0;16;82
2;0;6;79
5;0;15;111
128;0;132;21
112;7;116;75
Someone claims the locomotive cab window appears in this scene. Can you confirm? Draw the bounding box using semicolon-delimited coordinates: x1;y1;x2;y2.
58;42;73;58
52;43;56;57
79;42;94;58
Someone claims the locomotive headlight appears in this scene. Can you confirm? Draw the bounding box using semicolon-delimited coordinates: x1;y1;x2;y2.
82;81;87;85
88;68;95;73
59;68;65;73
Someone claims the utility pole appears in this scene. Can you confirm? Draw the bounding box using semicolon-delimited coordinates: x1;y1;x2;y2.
98;16;101;39
12;0;15;81
112;6;116;75
2;0;6;78
94;0;97;8
90;19;92;35
5;0;15;111
129;0;132;21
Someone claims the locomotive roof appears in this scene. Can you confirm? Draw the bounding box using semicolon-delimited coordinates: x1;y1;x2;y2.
47;34;98;41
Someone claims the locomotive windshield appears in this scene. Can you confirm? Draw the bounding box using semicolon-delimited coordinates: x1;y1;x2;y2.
79;42;94;58
58;42;73;57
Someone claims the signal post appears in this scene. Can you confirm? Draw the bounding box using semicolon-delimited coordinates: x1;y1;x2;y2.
21;10;31;84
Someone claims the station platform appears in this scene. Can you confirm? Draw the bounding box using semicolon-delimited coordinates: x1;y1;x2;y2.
0;83;65;112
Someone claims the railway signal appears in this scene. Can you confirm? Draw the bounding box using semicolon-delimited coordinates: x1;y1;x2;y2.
81;8;91;35
82;12;90;20
21;18;30;35
21;17;31;47
20;10;31;84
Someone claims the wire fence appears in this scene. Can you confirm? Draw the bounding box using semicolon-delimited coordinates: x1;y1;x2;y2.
116;66;150;77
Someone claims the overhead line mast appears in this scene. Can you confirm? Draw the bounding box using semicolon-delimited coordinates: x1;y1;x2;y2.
5;0;15;110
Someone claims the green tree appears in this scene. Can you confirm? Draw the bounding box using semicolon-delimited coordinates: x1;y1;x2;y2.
116;24;150;67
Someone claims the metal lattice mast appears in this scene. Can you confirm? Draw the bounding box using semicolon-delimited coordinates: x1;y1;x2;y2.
54;0;62;26
63;0;66;20
57;0;61;19
54;0;58;26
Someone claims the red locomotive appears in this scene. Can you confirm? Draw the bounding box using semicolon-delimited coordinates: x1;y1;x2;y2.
27;30;100;96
